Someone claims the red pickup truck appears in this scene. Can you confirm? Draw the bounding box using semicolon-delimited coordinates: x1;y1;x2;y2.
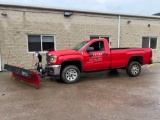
46;38;152;83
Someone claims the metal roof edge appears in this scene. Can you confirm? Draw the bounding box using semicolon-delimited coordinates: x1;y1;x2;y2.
0;3;160;19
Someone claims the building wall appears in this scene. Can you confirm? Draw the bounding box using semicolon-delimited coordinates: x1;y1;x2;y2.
120;17;160;61
0;5;160;69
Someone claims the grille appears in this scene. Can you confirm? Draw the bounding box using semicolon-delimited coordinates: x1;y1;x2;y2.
46;53;50;65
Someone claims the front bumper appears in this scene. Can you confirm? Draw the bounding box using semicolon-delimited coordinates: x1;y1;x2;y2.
45;65;61;76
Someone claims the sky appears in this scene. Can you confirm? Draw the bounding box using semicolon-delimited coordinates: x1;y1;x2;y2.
0;0;160;15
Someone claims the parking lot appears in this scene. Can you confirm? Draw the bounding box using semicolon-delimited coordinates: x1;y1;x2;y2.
0;64;160;120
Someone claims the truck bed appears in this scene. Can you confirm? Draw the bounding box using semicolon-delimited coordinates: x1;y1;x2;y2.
110;47;152;69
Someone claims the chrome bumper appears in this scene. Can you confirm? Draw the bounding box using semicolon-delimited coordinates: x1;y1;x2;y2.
46;65;61;75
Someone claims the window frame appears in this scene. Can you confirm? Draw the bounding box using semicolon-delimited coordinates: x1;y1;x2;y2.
90;35;111;47
142;36;158;50
90;35;110;42
27;34;56;53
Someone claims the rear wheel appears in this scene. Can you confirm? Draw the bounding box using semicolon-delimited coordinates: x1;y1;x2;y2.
61;65;80;84
126;61;141;77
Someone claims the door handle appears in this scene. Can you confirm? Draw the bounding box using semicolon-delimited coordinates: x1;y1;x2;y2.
89;53;93;57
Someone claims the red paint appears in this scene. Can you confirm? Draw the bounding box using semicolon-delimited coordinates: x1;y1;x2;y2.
12;70;40;88
48;38;152;72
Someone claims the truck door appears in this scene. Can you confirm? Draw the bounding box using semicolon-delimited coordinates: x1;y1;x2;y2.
83;41;110;71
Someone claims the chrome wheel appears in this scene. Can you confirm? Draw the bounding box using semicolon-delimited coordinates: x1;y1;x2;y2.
66;69;78;81
62;65;80;84
131;65;139;75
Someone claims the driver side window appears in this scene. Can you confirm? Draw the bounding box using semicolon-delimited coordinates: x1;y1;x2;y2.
88;41;105;52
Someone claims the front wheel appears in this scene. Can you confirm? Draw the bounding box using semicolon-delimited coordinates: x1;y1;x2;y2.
61;65;80;84
127;61;141;77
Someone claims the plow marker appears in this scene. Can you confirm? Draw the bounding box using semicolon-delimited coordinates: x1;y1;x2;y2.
4;64;41;89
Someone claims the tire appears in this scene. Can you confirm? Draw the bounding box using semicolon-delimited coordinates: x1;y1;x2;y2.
61;65;80;84
126;61;141;77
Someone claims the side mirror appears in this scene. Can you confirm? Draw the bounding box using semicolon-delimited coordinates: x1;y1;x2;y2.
86;47;94;52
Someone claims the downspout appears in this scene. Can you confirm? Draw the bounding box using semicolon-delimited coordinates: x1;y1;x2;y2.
118;15;121;48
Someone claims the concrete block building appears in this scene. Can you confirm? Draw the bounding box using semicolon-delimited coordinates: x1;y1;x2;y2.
0;4;160;70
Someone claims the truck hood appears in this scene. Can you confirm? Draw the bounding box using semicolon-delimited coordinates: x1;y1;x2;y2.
47;50;81;56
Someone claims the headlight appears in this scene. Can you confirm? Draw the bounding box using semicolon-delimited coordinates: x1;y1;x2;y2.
50;56;57;63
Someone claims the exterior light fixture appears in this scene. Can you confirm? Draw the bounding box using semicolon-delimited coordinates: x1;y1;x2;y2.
127;20;131;24
148;24;151;27
1;12;7;17
64;12;72;17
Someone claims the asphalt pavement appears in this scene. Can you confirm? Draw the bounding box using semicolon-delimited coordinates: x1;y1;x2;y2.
0;64;160;120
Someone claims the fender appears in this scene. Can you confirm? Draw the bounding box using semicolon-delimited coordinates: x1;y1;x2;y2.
60;59;83;72
127;54;144;66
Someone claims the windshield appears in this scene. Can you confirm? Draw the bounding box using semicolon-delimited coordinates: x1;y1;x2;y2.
72;41;89;51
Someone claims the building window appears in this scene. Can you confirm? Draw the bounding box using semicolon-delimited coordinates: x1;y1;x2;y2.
28;35;55;52
90;35;110;45
142;37;157;49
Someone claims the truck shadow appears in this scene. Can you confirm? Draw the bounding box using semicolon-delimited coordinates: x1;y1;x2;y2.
47;70;123;84
79;70;125;83
47;67;156;84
